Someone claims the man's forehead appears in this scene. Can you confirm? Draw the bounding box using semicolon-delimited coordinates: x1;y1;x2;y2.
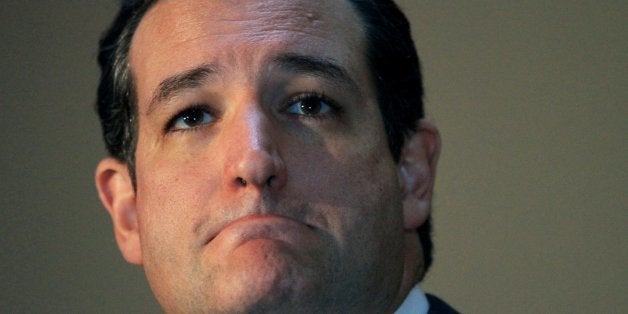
129;0;367;109
132;0;362;49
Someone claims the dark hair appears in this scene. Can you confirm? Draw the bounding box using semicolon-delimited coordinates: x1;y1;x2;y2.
345;0;433;276
96;0;432;274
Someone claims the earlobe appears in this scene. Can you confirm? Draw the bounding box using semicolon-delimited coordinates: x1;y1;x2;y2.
95;158;142;265
398;120;441;230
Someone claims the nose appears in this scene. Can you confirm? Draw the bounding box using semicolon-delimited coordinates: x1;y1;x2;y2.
224;105;286;192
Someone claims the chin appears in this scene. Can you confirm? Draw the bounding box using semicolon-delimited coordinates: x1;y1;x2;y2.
220;241;325;311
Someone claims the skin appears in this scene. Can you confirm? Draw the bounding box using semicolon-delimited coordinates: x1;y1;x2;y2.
95;0;440;313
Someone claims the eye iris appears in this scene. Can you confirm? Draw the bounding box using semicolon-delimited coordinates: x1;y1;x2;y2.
182;109;204;126
300;98;321;115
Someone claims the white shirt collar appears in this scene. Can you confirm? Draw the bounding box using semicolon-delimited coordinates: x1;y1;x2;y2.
394;285;429;314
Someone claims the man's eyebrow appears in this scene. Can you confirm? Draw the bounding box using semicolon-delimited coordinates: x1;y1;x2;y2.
271;53;358;89
147;64;217;115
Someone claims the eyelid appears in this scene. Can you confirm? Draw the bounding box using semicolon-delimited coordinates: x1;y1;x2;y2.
164;104;216;133
283;92;340;114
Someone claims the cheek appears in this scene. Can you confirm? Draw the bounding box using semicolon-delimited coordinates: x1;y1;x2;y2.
135;125;223;203
297;120;397;202
288;125;402;231
134;155;219;298
134;148;221;251
290;136;405;287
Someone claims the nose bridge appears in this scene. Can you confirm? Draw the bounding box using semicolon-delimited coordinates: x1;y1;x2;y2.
225;102;286;191
230;102;274;161
240;105;268;153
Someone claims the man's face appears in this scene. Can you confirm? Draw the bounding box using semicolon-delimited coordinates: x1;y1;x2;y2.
127;0;408;312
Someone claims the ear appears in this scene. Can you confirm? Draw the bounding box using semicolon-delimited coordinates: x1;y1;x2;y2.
398;120;441;230
95;158;142;265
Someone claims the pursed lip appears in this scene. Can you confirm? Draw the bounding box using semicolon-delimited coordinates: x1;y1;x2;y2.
203;213;315;246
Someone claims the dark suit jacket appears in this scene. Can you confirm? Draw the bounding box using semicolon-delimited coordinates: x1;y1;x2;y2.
426;294;460;314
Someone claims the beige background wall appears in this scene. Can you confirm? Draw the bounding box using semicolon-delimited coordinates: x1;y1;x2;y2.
1;1;626;312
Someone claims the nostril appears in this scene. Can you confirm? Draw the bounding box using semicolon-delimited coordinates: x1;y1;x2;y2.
237;177;247;186
266;175;276;187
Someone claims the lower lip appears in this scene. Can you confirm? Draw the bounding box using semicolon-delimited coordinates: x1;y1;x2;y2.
211;215;314;249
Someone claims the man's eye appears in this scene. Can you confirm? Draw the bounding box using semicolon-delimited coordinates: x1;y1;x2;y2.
285;94;336;116
168;107;214;131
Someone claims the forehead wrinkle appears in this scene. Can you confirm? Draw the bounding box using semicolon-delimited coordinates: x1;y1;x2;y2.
216;1;324;26
175;0;350;44
136;0;362;48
